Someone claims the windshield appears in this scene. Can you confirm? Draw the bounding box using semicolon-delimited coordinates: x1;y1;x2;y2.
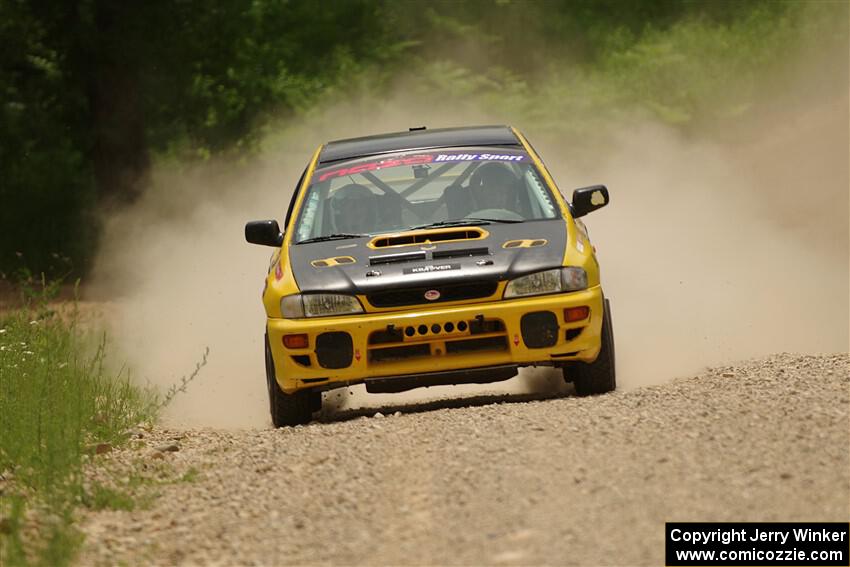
292;147;561;243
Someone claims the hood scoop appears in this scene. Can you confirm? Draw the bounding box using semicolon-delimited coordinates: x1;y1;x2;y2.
432;247;490;260
370;227;487;248
369;251;426;266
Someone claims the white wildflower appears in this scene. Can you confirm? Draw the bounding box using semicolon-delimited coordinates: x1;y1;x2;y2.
29;320;38;326
0;328;6;334
58;362;68;369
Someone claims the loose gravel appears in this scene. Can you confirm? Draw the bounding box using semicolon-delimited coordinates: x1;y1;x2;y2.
77;353;849;566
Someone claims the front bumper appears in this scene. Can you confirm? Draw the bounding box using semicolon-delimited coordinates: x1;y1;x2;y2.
267;285;604;394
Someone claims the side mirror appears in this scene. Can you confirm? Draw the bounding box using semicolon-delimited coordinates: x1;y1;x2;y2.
245;220;283;247
571;185;609;218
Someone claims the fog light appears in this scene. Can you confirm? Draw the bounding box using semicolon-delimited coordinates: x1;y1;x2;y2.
564;306;590;322
283;334;309;349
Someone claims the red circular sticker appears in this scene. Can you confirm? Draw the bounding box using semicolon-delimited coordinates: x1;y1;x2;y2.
424;289;441;301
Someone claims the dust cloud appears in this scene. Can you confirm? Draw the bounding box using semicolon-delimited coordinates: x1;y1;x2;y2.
89;50;848;428
546;103;849;389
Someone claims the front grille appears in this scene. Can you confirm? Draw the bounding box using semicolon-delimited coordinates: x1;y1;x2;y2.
367;281;498;308
368;327;405;344
445;336;507;354
369;343;430;363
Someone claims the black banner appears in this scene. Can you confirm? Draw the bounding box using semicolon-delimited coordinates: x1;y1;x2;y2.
666;523;849;566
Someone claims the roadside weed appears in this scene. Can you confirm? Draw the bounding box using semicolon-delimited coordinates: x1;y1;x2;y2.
0;285;158;566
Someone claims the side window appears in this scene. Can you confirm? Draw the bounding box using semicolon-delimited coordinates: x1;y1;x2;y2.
284;168;307;230
524;169;558;218
295;185;323;242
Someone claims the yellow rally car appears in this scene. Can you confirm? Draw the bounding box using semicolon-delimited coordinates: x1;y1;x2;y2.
246;126;614;426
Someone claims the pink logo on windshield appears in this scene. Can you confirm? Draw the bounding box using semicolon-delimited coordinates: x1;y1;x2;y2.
318;155;434;182
424;289;441;301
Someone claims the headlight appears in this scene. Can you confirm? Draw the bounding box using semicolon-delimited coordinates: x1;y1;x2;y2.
503;267;587;298
280;294;364;318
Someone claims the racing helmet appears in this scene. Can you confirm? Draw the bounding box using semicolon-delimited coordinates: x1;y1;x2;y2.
330;183;376;233
468;162;519;211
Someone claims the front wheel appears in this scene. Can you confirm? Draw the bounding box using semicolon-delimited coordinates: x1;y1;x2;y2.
568;298;616;396
265;334;320;427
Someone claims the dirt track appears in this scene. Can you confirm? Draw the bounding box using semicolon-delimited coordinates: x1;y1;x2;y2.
78;353;849;566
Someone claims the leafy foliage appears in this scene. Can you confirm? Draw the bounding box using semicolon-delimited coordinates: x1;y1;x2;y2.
1;0;846;276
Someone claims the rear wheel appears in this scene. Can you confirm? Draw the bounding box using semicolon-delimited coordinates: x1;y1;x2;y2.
569;298;616;396
265;334;319;427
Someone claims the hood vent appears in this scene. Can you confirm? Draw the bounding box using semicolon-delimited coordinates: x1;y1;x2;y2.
311;256;356;268
370;227;487;248
503;239;547;249
432;247;490;260
369;251;426;266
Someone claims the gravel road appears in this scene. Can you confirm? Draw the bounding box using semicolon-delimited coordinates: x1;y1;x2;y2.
78;353;849;566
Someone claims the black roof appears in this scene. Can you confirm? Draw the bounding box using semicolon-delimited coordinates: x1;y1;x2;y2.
318;125;520;165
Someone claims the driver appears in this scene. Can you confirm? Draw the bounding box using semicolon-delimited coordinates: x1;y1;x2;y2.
329;183;376;234
468;162;519;212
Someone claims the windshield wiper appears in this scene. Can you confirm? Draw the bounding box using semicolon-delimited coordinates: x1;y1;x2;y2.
410;217;523;230
463;217;523;224
295;233;366;244
410;219;489;230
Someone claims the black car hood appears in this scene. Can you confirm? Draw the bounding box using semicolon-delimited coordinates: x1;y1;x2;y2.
288;220;567;296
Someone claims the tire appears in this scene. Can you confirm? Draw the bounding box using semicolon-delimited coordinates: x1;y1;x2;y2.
570;298;616;396
265;333;319;427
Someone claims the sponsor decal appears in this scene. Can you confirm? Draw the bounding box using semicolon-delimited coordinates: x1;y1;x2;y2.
434;153;525;162
315;152;527;182
274;261;283;280
575;218;590;253
354;349;361;362
317;155;434;182
403;263;460;274
424;289;441;301
296;191;320;242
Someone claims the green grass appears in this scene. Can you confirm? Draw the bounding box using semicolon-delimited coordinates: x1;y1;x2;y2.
179;467;201;484
0;287;159;567
80;483;138;513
